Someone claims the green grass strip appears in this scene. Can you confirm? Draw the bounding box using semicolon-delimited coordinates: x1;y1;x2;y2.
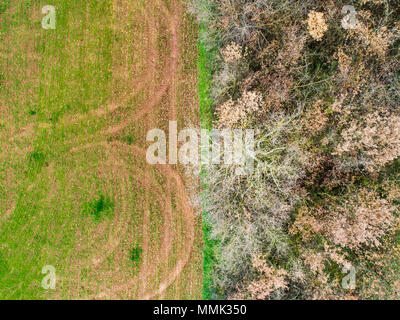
198;22;219;299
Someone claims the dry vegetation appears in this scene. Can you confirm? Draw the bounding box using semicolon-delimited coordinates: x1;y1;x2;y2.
190;0;400;299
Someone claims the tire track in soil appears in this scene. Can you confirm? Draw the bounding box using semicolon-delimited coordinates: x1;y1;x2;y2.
126;0;195;300
83;0;195;299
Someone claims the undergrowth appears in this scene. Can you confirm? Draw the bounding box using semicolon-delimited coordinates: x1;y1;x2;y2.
190;0;400;300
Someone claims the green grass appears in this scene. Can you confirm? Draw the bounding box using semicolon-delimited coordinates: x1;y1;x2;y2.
129;246;142;262
0;252;10;277
0;0;10;15
129;245;143;273
197;16;219;299
83;194;114;221
0;0;115;299
27;150;46;171
197;28;214;130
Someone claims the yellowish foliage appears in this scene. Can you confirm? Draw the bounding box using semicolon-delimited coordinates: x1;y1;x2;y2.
306;11;328;41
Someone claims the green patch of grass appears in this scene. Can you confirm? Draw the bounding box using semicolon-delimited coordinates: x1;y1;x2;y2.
129;245;142;271
129;246;142;262
120;133;136;145
83;194;114;221
0;253;9;277
27;150;47;172
201;221;219;299
27;150;45;163
0;0;10;15
49;104;72;123
198;16;220;299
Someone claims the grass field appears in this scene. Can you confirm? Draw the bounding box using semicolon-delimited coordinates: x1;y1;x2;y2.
0;0;202;299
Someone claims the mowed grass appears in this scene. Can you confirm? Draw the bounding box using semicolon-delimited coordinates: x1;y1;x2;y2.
0;0;202;299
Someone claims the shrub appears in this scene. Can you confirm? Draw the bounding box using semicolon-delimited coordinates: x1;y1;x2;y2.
191;0;400;300
203;112;307;298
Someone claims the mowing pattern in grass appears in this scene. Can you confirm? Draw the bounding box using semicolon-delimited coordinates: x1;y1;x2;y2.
83;194;114;221
0;0;201;299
